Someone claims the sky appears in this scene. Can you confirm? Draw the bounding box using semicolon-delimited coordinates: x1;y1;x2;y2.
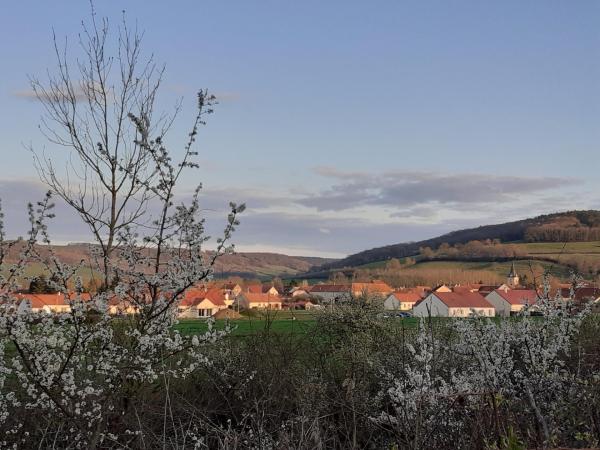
0;1;599;258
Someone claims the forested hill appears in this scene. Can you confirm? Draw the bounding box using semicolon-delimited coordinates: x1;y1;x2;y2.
0;242;335;279
316;210;600;271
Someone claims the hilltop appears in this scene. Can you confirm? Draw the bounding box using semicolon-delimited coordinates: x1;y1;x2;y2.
0;242;335;281
312;211;600;276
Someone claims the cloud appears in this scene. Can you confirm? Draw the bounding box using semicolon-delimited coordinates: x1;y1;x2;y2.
0;172;591;258
297;168;577;212
228;211;473;257
13;87;89;103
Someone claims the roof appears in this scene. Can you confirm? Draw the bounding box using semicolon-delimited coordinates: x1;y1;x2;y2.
389;291;422;303
242;293;282;303
559;287;600;302
180;288;227;307
309;284;350;293
432;292;494;309
491;289;538;305
452;285;482;294
478;285;502;295
16;292;91;309
246;284;263;294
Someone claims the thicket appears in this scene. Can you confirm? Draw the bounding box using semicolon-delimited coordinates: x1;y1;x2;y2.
3;300;600;449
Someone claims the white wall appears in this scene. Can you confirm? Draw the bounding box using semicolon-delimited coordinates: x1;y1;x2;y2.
413;294;449;317
485;291;510;317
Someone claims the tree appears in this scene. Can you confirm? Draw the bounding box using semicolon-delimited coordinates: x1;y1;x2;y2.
28;274;57;294
0;9;244;447
419;246;435;260
30;9;167;288
385;258;402;271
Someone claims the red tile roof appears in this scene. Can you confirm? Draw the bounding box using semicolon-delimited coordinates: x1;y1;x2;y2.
390;291;422;303
559;287;600;302
16;292;91;309
180;288;226;307
493;289;538;306
434;292;494;309
246;284;263;294
243;293;282;303
309;284;350;293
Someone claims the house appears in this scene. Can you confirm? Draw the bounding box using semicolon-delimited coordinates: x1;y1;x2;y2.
178;287;229;318
286;299;315;310
384;291;421;311
246;284;263;294
16;292;73;314
452;284;483;294
485;288;538;317
262;285;279;296
108;297;140;315
290;287;310;298
559;287;600;306
413;291;495;317
477;284;509;296
432;284;452;293
309;284;351;303
223;282;242;297
237;292;282;310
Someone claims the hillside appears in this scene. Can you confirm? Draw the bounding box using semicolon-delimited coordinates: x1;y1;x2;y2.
0;242;334;280
315;210;600;272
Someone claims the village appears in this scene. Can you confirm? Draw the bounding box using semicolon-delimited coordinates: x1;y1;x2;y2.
13;262;600;319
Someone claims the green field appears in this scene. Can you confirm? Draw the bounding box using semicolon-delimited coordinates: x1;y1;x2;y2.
406;259;572;278
175;311;319;336
356;241;600;274
517;241;600;254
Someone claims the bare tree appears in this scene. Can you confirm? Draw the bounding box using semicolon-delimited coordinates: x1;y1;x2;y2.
29;8;169;287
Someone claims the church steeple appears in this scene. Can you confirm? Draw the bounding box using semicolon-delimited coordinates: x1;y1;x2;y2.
506;261;519;288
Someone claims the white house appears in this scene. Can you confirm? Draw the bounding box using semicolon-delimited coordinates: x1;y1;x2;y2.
237;293;282;310
178;288;229;318
384;291;421;311
262;286;280;296
308;284;351;303
485;288;538;317
413;291;495;318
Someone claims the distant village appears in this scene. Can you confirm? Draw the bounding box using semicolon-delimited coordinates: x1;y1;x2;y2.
12;262;600;319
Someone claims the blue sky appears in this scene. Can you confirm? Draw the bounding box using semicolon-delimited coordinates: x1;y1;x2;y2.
1;1;599;257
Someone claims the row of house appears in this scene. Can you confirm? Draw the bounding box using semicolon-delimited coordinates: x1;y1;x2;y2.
11;263;600;319
409;287;539;317
384;263;600;317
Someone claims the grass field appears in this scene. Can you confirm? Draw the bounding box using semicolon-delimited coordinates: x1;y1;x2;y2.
407;259;572;278
517;241;600;254
356;241;600;275
175;310;320;336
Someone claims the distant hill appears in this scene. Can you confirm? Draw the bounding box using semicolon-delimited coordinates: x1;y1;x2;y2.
1;242;335;280
314;210;600;272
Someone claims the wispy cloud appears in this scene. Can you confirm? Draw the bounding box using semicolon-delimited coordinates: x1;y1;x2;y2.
12;87;88;103
297;167;578;212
